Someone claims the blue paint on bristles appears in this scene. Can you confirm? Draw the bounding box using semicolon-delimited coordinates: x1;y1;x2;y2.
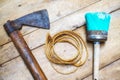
85;12;111;32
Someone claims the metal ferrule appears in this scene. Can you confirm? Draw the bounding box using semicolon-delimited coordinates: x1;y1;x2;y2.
87;30;108;42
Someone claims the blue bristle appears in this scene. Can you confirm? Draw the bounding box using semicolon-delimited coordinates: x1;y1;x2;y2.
85;12;111;32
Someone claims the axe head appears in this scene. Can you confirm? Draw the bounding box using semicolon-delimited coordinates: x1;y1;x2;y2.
13;9;50;29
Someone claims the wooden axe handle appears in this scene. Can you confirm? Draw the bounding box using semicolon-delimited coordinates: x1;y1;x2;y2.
10;30;47;80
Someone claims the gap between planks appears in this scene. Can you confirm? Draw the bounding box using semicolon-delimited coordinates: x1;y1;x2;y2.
0;9;120;80
0;0;120;79
0;8;120;66
0;0;100;46
82;59;120;80
0;0;120;65
81;58;120;80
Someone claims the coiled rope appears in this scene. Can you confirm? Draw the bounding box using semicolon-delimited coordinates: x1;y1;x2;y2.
45;31;88;74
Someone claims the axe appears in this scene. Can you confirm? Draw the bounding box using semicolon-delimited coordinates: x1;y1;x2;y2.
4;9;50;80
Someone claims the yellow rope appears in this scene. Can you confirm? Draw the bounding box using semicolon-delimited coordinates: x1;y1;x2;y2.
45;31;88;74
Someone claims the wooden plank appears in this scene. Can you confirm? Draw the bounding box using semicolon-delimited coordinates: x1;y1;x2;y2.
0;57;34;80
0;0;120;65
83;59;120;80
0;9;120;80
0;0;99;46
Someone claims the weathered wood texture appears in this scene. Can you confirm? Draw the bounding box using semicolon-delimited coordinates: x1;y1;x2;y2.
0;0;120;65
0;9;120;80
0;0;100;64
0;0;99;46
83;59;120;80
0;0;120;80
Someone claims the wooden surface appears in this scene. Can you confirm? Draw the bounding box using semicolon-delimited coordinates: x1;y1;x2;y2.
0;0;120;80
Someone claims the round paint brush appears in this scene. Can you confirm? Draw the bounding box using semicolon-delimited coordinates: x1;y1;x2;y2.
85;12;111;80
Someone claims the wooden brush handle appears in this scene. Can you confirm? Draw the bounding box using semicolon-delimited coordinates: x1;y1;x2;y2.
94;42;100;80
10;31;47;80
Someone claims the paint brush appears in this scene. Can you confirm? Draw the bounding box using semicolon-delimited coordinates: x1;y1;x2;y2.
85;12;111;80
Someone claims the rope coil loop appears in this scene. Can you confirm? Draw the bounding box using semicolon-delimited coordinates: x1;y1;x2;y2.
45;31;88;74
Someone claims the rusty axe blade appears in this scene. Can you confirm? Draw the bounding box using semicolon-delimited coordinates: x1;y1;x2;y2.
13;9;50;30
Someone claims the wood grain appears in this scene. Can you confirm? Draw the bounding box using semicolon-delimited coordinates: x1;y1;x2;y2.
0;57;34;80
0;9;120;80
83;59;120;80
0;0;120;65
0;0;99;46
